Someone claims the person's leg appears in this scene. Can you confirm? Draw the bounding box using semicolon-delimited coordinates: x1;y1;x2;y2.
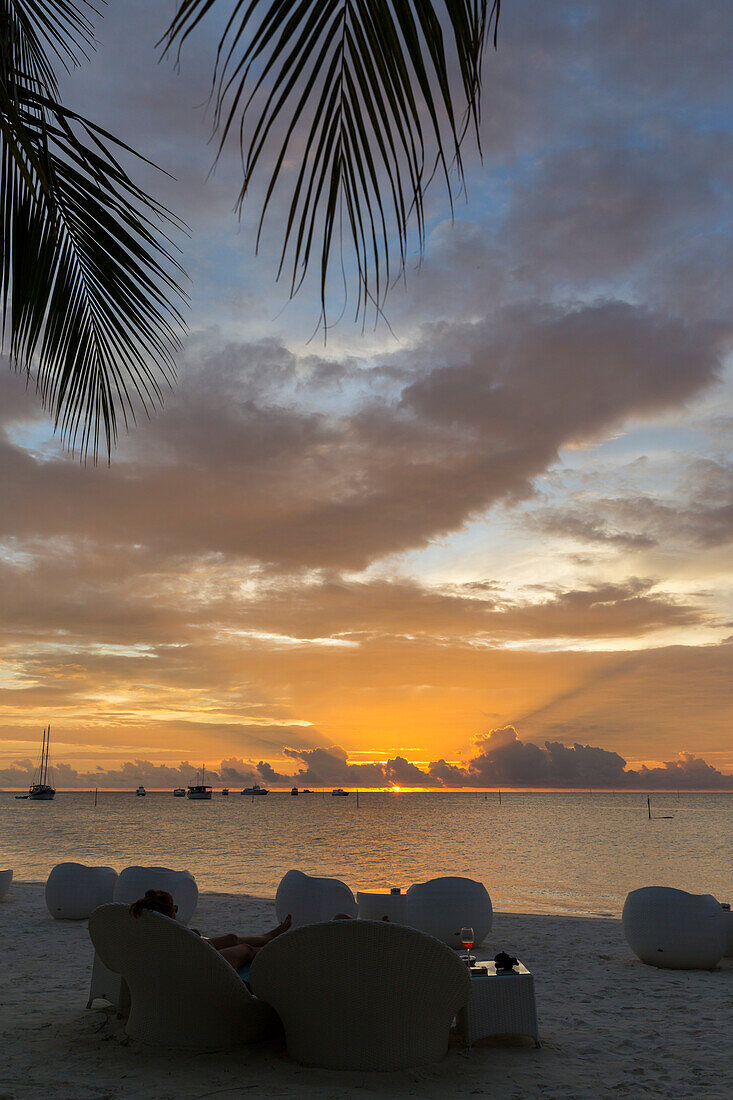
234;913;292;949
217;942;258;970
206;933;238;950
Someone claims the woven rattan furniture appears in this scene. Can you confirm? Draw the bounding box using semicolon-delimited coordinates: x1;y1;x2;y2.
356;889;408;922
45;862;117;920
275;869;356;926
250;919;471;1070
406;876;493;948
113;866;198;923
455;961;539;1048
622;887;727;969
87;953;130;1017
88;904;278;1050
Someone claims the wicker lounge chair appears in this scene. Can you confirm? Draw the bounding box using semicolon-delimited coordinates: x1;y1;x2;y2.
45;862;117;920
250;918;471;1070
113;866;198;923
623;886;727;969
406;876;493;948
275;868;356;926
88;904;278;1050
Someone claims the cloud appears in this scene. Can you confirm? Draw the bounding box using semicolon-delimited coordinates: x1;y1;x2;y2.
2;302;726;575
2;733;730;791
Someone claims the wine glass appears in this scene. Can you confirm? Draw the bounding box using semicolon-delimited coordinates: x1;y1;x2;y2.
460;926;475;965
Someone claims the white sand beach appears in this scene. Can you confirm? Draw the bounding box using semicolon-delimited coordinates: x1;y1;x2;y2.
1;882;731;1099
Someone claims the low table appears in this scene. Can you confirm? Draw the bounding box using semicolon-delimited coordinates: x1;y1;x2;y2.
356;889;408;923
455;961;540;1048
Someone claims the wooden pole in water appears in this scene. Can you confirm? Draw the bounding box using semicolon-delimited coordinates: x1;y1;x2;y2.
356;789;360;808
647;794;651;820
498;789;502;805
94;787;98;806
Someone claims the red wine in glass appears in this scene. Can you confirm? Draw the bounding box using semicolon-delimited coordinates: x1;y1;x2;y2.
460;926;474;960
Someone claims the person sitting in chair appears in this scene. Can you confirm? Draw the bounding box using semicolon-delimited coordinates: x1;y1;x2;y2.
129;889;292;971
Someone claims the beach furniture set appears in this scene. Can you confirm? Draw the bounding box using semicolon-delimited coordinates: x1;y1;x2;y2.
78;864;536;1064
28;862;732;1068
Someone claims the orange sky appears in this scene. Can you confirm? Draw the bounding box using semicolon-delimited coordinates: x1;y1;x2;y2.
1;2;732;788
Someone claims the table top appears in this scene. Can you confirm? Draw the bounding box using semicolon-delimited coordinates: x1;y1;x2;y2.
356;888;406;897
469;961;531;979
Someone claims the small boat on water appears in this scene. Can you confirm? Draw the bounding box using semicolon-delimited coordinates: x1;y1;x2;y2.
332;788;349;797
29;726;56;800
221;787;229;796
291;787;299;796
135;785;146;797
302;788;313;794
173;788;186;797
242;784;269;796
187;765;212;800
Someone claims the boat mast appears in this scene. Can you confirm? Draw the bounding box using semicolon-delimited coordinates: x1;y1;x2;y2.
39;726;46;785
44;725;50;785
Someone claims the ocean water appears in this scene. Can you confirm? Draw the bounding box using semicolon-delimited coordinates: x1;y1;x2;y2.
2;790;731;916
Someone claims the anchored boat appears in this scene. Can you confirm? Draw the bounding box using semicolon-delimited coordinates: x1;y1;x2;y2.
29;726;56;800
187;765;213;800
135;785;146;796
242;784;269;796
331;788;349;797
173;788;186;797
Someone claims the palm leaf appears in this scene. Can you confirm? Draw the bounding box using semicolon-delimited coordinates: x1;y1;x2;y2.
1;1;186;457
162;0;499;326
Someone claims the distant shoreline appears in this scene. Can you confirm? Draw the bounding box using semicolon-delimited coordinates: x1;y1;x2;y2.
3;786;733;794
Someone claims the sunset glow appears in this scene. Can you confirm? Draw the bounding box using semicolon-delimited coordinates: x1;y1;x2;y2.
1;0;731;792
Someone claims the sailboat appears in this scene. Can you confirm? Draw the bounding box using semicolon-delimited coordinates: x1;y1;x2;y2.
29;726;56;800
187;765;212;800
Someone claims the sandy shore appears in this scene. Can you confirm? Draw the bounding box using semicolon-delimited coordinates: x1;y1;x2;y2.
1;882;731;1099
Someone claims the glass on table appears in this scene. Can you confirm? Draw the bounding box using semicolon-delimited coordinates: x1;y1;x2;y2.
460;926;475;965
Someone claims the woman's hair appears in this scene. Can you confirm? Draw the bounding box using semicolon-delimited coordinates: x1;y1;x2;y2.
129;888;177;919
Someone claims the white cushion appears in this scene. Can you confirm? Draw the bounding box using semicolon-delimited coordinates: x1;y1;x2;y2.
45;862;117;920
114;866;198;924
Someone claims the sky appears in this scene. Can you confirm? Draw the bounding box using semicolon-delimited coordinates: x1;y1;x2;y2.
1;0;732;789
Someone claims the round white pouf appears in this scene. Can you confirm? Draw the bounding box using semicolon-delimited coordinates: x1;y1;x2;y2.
0;869;12;902
276;869;356;927
45;862;118;920
406;876;493;949
622;886;727;970
356;890;408;923
114;866;198;924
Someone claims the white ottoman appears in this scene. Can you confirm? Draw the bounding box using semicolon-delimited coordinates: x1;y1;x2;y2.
0;869;12;902
406;876;493;949
276;869;356;927
45;863;118;920
356;890;408;923
622;886;727;969
113;866;198;924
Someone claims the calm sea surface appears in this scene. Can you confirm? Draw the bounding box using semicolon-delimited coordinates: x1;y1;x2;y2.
1;791;730;916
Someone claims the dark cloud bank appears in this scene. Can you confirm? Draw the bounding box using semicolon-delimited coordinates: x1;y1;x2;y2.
2;728;730;790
